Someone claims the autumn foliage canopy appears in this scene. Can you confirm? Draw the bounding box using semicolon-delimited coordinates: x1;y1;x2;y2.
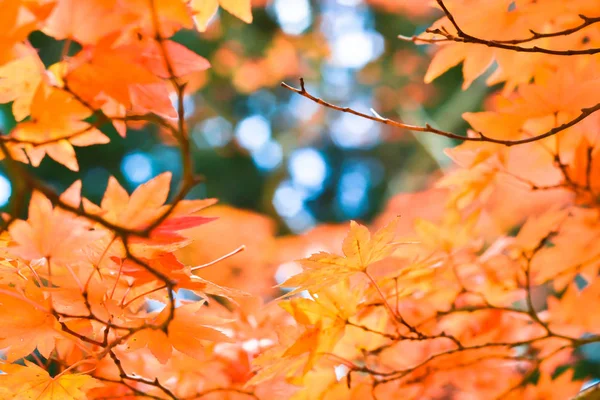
1;0;600;399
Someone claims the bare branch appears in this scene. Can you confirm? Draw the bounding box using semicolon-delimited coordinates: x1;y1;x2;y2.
413;0;600;56
281;78;600;147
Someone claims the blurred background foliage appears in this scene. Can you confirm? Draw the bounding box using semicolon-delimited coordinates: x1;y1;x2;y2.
0;0;492;235
2;0;600;388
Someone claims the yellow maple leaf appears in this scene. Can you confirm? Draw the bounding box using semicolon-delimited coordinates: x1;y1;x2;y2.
0;49;45;121
279;217;408;297
280;280;361;324
190;0;252;32
247;319;345;385
283;319;345;375
0;361;101;400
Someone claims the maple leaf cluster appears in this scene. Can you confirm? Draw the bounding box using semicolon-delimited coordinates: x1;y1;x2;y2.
1;0;600;399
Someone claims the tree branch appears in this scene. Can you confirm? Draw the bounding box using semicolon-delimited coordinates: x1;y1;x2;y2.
281;78;600;147
409;1;600;56
401;14;600;46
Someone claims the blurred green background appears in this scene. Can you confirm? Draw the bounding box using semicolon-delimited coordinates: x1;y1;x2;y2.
0;0;491;235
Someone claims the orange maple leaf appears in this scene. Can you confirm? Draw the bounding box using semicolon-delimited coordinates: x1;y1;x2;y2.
83;172;216;234
126;301;233;363
42;0;137;45
10;83;109;171
0;282;61;362
0;1;40;65
8;188;105;264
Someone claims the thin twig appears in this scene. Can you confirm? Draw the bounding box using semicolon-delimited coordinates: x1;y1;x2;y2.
416;0;600;56
281;78;600;147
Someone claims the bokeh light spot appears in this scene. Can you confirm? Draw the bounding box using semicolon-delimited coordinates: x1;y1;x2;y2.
236;115;271;152
252;140;283;171
288;148;328;190
0;174;12;207
273;0;312;35
121;152;153;185
331;30;384;69
273;181;305;218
